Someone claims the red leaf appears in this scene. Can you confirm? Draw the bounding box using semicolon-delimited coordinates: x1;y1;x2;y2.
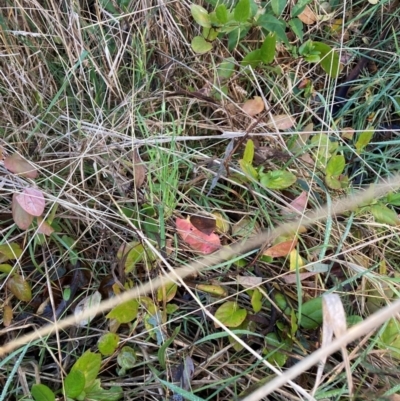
4;153;38;179
36;217;54;236
15;188;45;216
263;238;298;258
176;218;220;254
12;193;33;230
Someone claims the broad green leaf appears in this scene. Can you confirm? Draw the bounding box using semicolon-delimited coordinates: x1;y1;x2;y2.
71;350;101;389
265;332;291;367
65;369;85;398
379;318;400;359
259;33;276;64
271;0;287;16
243;139;254;164
215;4;228;24
291;0;312;17
288;18;303;41
355;127;374;152
326;174;348;190
85;379;123;401
241;49;262;68
0;242;22;262
124;242;145;273
370;204;399;225
234;0;250;22
106;299;139;324
98;333;119;356
191;5;211;28
386;192;400;206
298;297;323;329
117;346;137;376
157;282;178;302
203;27;219;41
251;289;263;313
256;14;288;45
7;274;32;302
326;154;345;177
217;57;235;80
31;384;55;401
260;170;297;189
191;36;212;53
214;301;247;327
312;42;342;78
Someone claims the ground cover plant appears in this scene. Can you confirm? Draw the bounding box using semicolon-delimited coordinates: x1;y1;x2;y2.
1;0;400;400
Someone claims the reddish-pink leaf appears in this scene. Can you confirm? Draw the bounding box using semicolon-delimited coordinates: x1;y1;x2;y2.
263;238;298;258
176;217;220;254
4;153;38;179
282;271;319;284
12;193;33;230
15;188;45;216
290;191;308;212
36;217;54;236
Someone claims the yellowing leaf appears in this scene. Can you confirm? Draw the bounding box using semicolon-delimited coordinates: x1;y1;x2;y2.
0;242;22;262
106;299;139;324
266;114;295;130
297;6;316;25
7;274;32;302
196;284;228;297
242;96;265;116
289;249;305;270
3;304;13;327
157;282;178;302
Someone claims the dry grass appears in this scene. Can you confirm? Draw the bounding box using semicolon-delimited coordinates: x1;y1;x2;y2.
1;1;400;401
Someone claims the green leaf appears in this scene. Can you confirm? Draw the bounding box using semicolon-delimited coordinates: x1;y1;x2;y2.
251;289;263;313
271;0;287;16
7;274;32;302
124;242;145;273
117;346;137;376
243;139;254;164
85;379;123;401
291;0;312;17
288;18;303;41
0;242;22;262
355;127;374;152
386;192;400;206
191;4;211;28
326;154;345;177
31;384;55;401
203;26;219;41
65;369;85;398
191;36;212;53
98;333;120;356
157;282;178;302
379;318;400;359
217;57;235;80
0;264;13;274
256;14;288;45
298;297;323;329
158;325;181;369
260;170;297;189
370;204;399;225
241;49;263;68
71;350;101;389
215;4;228;24
265;332;290;367
214;301;247;327
326;175;348;190
106;299;139;324
234;0;250;22
312;42;342;78
239;159;258;180
259;33;276;64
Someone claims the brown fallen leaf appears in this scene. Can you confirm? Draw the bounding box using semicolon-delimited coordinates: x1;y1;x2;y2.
298;6;317;25
282;271;318;284
242;96;265;117
266;114;295;130
37;216;55;236
190;214;216;236
132;148;146;188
